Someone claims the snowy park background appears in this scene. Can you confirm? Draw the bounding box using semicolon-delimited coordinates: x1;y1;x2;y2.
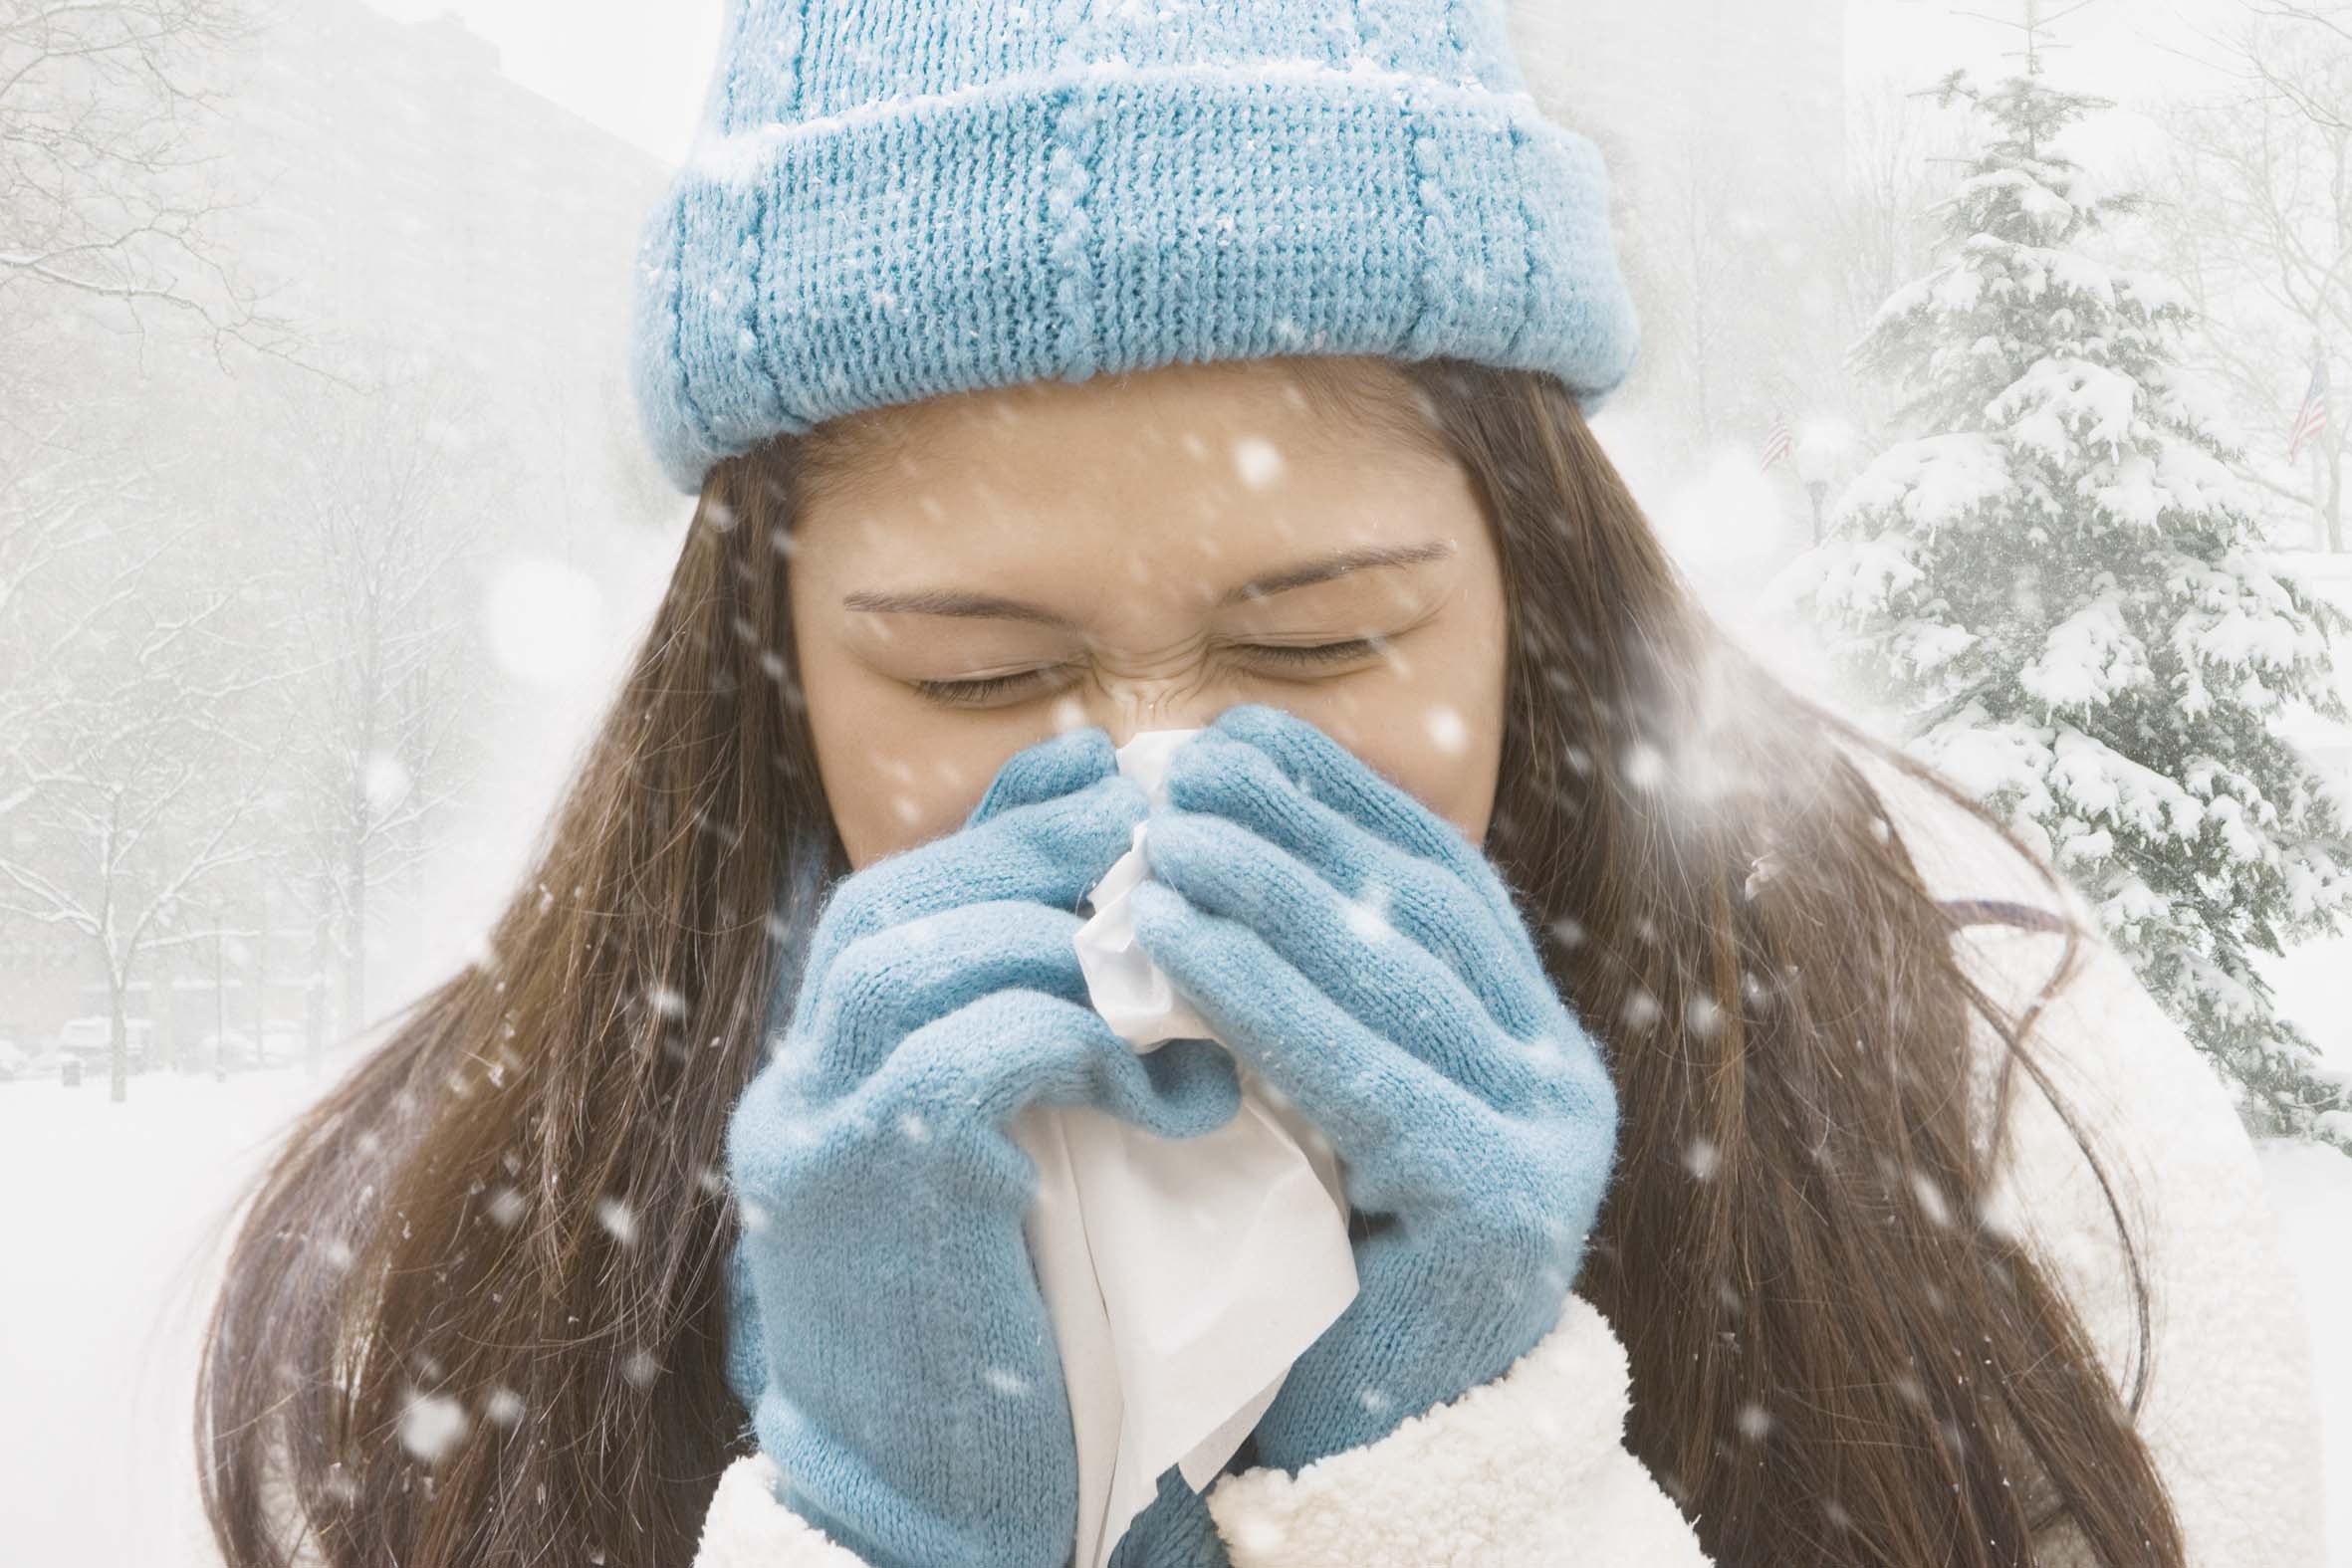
4;0;2351;1562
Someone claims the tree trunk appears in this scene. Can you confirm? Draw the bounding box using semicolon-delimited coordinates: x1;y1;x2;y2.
254;891;273;1062
155;944;182;1074
2328;436;2342;555
344;808;366;1048
308;863;333;1075
110;981;127;1105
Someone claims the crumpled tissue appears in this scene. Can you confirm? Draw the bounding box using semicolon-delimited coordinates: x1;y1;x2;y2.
1009;727;1360;1568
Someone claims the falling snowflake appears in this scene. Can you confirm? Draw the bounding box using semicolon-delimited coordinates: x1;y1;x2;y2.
1233;435;1286;491
398;1389;469;1463
1684;995;1724;1038
1342;884;1397;944
1908;1169;1955;1230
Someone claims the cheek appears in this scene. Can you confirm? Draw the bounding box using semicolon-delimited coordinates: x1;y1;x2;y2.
794;640;1018;869
811;715;1010;869
1285;611;1508;847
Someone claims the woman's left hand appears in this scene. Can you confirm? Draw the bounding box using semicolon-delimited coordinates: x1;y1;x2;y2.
1106;1460;1233;1568
1128;703;1621;1477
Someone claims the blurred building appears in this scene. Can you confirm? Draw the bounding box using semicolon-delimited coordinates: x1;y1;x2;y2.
228;3;670;438
1513;0;1846;195
0;3;674;1074
1510;0;1850;453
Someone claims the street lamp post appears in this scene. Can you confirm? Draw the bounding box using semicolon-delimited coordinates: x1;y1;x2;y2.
214;905;227;1084
1794;420;1855;548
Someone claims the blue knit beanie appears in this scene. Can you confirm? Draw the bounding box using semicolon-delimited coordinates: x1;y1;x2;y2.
627;0;1642;496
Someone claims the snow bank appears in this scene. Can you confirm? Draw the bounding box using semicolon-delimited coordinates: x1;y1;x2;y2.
0;1066;345;1568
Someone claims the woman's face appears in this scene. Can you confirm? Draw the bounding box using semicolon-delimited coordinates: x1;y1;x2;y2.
786;354;1510;870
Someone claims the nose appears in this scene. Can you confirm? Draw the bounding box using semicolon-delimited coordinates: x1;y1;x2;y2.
1059;676;1224;751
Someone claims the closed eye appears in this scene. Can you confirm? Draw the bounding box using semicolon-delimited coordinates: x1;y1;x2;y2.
911;638;1390;708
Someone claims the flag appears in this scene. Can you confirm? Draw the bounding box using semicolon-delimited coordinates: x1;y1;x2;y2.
2289;354;2330;463
1761;409;1794;474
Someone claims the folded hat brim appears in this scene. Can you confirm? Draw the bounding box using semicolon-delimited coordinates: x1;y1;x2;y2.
630;56;1641;496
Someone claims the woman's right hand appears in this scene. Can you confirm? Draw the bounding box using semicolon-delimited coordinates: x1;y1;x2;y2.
724;725;1244;1568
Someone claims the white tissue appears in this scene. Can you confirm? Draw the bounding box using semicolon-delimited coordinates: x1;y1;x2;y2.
1010;728;1360;1568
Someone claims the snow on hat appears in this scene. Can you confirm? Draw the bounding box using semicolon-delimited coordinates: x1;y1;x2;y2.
627;0;1643;495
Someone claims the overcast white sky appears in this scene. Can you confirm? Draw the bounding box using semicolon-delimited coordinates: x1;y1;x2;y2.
357;0;2246;164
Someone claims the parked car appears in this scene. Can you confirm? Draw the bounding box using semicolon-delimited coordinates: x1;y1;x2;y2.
53;1015;156;1073
195;1028;260;1070
260;1024;306;1066
0;1038;26;1080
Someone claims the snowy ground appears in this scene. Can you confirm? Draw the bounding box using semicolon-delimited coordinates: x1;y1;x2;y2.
3;1043;2347;1566
0;1064;348;1567
2258;929;2352;1563
2265;1133;2352;1565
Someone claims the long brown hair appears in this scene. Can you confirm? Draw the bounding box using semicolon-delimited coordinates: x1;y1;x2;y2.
196;355;2182;1567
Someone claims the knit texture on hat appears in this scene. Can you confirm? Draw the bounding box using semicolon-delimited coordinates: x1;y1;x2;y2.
628;0;1643;495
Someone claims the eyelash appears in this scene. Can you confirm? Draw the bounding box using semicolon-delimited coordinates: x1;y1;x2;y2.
913;639;1388;706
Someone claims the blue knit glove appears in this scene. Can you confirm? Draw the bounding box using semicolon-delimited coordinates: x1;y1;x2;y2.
1105;1462;1233;1568
1126;704;1620;1475
724;726;1245;1568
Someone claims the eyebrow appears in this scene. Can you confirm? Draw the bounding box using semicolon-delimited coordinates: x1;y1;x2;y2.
839;541;1458;627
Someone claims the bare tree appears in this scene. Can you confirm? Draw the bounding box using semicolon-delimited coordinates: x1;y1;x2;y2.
2140;1;2350;548
0;407;116;810
252;362;502;1065
2243;0;2352;130
0;0;304;366
0;464;282;1101
1796;73;1983;438
1616;110;1784;449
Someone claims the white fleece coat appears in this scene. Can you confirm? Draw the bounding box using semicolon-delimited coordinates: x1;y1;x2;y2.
692;765;2330;1568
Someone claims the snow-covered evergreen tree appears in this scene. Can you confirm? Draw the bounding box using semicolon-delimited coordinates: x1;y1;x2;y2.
1773;61;2352;1154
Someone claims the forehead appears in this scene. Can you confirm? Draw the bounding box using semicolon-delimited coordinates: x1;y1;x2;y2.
792;354;1454;522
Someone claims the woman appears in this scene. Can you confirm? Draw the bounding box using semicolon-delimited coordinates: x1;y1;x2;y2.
196;4;2324;1567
